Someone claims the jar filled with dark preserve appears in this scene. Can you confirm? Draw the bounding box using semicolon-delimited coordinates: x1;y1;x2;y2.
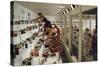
11;31;17;37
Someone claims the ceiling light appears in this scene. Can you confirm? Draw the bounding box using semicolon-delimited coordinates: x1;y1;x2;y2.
71;5;76;9
71;5;74;10
71;5;78;9
66;8;69;12
63;11;65;14
67;8;70;11
63;10;66;14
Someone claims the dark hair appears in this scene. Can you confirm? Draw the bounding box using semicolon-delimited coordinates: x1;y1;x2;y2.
86;28;89;31
45;32;49;35
37;12;43;16
88;33;91;37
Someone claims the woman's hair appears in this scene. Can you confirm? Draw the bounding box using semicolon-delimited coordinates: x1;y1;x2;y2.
37;12;43;16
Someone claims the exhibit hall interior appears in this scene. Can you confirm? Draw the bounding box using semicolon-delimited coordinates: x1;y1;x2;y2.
10;1;97;66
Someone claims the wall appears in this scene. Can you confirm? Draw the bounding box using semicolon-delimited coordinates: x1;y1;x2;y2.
13;2;37;44
14;2;36;21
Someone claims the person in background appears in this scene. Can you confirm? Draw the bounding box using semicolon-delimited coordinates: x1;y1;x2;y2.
83;28;91;49
91;29;97;61
83;28;92;60
83;28;90;40
85;33;92;56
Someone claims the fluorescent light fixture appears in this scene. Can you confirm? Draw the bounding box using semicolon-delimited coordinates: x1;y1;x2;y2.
71;5;78;9
71;4;74;10
66;8;69;12
63;10;66;14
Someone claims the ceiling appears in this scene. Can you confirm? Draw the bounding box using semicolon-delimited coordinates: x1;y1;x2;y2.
15;1;71;16
83;8;97;15
15;1;97;17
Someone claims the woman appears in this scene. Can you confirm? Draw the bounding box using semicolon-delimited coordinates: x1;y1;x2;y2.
34;12;52;32
85;33;92;56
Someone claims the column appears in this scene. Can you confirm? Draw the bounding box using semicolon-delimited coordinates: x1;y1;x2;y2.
78;5;82;62
90;18;91;32
60;15;64;40
61;13;73;62
64;14;67;37
62;14;67;43
68;13;72;52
